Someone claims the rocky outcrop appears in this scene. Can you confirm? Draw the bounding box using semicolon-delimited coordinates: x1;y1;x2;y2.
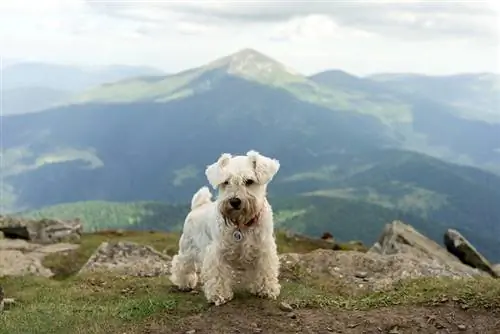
0;216;82;244
444;229;498;278
0;239;79;277
368;220;483;275
79;241;172;277
280;248;483;293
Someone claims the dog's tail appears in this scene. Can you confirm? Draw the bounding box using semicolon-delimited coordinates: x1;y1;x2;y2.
191;186;213;210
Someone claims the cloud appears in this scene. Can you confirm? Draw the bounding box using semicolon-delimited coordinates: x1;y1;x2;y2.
85;0;500;43
0;0;498;76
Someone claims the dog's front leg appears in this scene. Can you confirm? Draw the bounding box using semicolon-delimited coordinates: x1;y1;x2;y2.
246;239;281;299
201;244;234;306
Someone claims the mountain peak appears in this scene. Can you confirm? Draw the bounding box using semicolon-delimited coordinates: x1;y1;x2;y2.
206;48;302;83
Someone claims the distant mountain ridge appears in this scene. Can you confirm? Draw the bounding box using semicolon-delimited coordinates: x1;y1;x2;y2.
1;62;166;115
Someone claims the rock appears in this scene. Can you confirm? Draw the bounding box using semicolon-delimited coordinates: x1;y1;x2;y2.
0;239;79;277
0;250;54;277
280;248;483;293
279;301;293;312
320;232;335;243
369;221;479;274
283;231;366;252
493;264;500;277
79;241;172;277
0;288;13;313
0;231;4;239
443;229;498;278
0;215;82;244
0;286;3;312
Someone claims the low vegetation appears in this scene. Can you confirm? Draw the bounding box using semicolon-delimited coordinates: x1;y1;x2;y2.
1;229;500;333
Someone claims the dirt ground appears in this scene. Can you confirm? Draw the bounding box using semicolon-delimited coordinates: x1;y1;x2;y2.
139;303;500;334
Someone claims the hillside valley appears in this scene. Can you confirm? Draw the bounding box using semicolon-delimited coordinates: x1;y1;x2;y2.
2;48;500;261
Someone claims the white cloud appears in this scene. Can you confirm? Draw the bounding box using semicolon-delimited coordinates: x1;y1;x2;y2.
0;0;498;76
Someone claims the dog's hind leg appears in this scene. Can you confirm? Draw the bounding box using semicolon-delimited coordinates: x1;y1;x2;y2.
169;235;198;291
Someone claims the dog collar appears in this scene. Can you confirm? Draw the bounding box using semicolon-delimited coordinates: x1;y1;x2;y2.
243;213;260;228
231;212;261;242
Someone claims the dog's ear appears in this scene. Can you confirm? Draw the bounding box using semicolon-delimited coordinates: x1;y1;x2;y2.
246;150;280;184
205;153;232;189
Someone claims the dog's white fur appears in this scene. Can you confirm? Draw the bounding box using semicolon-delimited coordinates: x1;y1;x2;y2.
169;150;281;305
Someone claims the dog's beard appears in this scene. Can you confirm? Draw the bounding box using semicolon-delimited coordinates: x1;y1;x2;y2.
219;196;259;227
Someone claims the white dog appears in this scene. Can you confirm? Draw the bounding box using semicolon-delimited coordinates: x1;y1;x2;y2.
169;150;281;305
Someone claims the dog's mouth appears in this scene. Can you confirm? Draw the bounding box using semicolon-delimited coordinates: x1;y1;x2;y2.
221;209;260;229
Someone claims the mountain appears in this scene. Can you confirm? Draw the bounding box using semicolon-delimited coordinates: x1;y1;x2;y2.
70;49;410;126
308;70;500;175
2;48;500;261
67;50;500;174
368;72;500;124
3;62;165;91
2;86;72;115
1;62;165;115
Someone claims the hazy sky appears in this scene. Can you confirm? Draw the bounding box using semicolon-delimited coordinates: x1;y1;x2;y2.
1;0;499;76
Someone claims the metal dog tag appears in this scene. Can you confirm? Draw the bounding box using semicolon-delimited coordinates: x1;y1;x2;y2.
233;230;243;242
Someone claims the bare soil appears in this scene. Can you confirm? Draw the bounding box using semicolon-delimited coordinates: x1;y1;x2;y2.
138;303;500;334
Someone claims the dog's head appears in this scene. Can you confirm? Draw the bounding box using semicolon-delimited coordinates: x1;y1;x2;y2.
205;150;280;226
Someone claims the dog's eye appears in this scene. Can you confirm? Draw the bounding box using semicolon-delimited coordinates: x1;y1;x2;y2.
245;179;255;186
222;181;229;186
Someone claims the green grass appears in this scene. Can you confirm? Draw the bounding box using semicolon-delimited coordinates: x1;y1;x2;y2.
2;269;499;334
1;229;500;334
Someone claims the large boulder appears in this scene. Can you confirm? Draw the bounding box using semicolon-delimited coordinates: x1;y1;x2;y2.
368;220;482;274
0;239;79;277
0;216;82;244
79;241;172;277
444;229;498;278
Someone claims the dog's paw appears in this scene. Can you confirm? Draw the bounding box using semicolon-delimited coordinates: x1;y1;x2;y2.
169;285;193;293
206;292;233;306
249;281;281;300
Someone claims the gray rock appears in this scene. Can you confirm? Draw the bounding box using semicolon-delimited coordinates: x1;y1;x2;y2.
493;264;500;277
0;215;82;244
0;249;53;277
279;301;293;312
280;248;483;294
368;220;480;275
0;239;79;278
444;229;498;278
0;286;4;312
79;241;172;277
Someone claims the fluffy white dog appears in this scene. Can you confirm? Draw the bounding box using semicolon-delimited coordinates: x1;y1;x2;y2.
169;150;281;305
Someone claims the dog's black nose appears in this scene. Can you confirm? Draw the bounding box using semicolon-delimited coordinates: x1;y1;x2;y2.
229;197;241;209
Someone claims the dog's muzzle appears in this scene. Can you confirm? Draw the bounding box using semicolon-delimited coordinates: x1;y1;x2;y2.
220;196;260;229
228;197;242;210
